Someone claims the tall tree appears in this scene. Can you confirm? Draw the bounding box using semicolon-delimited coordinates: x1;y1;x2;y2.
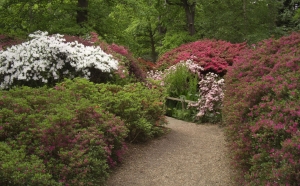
200;0;279;43
277;0;300;31
77;0;89;25
166;0;197;36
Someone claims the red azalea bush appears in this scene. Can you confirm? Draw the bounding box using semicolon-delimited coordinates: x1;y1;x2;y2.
0;83;128;185
223;32;300;185
137;57;155;71
155;40;246;76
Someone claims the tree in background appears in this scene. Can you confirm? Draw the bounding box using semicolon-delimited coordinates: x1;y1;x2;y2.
278;0;300;33
166;0;197;36
0;0;117;37
1;0;300;62
200;0;280;43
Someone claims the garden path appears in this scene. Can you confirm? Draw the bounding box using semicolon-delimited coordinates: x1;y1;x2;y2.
106;117;237;186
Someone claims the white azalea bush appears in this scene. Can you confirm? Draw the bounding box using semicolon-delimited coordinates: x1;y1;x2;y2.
147;59;225;122
0;31;119;89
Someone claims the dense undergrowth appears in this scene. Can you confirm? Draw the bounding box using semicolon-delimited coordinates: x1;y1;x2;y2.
223;32;300;185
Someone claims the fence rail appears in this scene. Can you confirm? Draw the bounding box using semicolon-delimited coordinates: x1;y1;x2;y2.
166;96;197;110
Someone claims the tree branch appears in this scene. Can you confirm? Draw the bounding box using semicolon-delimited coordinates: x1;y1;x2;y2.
165;0;184;6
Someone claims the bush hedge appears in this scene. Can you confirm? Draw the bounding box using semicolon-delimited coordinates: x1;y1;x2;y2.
0;83;128;185
223;32;300;185
56;78;167;142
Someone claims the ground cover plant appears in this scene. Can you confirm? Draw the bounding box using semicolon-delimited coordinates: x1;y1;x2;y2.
155;39;246;76
223;32;300;185
0;84;128;185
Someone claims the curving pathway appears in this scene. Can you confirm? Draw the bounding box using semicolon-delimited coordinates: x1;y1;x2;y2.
106;117;237;186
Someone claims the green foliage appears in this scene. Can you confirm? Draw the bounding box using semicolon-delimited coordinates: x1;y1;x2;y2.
0;83;128;185
0;142;59;186
156;31;197;56
164;64;198;101
200;0;278;43
163;63;199;121
56;78;167;142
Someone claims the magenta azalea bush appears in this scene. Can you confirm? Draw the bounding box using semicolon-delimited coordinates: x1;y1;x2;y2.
155;40;246;76
223;32;300;185
0;81;128;185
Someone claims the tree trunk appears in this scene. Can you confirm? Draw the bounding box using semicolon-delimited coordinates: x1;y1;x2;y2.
242;0;247;40
182;0;196;36
77;0;88;25
148;24;158;62
166;0;197;36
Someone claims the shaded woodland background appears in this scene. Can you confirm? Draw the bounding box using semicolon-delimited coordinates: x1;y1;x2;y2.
1;0;300;62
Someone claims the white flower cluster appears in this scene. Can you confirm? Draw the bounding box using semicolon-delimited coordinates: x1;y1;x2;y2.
189;72;225;117
0;31;118;89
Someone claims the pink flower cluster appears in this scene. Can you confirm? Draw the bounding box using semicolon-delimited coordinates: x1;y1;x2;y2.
189;72;224;117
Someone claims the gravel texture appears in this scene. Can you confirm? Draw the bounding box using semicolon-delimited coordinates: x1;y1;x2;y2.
106;117;237;186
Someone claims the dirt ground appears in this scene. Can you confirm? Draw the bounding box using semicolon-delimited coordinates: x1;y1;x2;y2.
106;117;237;186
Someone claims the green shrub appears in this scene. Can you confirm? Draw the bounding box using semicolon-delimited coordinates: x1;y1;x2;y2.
55;78;167;142
0;84;128;185
164;63;199;101
0;142;59;186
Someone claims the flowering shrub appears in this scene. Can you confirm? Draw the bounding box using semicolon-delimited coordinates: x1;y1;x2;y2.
223;32;300;185
0;83;128;185
0;31;119;89
188;72;225;123
56;78;167;142
137;57;155;71
155;39;246;76
147;60;224;122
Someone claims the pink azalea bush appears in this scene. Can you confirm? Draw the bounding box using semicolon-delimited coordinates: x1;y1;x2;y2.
188;72;225;122
155;40;246;76
223;32;300;185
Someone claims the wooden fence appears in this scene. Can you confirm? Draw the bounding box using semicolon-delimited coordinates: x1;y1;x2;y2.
166;96;197;110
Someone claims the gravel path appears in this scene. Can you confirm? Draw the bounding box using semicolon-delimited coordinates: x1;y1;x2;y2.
106;117;237;186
